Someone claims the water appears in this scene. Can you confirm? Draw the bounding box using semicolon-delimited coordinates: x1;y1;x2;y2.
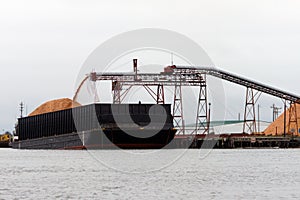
1;149;300;199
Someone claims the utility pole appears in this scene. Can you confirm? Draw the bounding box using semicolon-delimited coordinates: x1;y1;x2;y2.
271;104;281;122
20;102;24;118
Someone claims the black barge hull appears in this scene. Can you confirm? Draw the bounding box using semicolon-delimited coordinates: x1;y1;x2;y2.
13;103;176;149
12;129;176;149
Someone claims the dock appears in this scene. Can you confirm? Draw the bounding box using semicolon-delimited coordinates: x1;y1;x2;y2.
171;134;300;149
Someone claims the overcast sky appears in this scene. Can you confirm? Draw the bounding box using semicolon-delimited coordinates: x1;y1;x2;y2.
1;0;300;132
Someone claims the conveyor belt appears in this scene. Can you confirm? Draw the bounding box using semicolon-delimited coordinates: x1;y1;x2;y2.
177;66;300;103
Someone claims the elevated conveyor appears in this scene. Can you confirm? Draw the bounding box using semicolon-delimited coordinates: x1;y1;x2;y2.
176;66;300;103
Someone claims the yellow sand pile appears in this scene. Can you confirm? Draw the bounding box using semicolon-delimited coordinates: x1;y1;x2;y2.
29;98;81;116
263;103;300;136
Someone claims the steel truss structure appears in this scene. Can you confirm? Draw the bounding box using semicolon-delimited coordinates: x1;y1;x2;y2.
81;63;300;135
243;88;257;133
288;102;299;136
89;67;208;135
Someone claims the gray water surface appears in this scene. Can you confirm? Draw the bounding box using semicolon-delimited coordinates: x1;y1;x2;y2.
1;149;299;199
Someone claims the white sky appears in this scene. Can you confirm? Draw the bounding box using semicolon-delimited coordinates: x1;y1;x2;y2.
1;0;300;132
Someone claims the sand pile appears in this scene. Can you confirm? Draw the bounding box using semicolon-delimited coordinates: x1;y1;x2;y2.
29;98;81;116
263;103;300;136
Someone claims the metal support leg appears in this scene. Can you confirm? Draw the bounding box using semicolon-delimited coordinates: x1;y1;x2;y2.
173;83;185;134
113;81;122;104
243;87;257;134
157;84;165;104
195;74;208;134
288;102;298;137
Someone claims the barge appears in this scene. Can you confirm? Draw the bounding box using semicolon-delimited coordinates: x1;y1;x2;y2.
12;103;176;149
